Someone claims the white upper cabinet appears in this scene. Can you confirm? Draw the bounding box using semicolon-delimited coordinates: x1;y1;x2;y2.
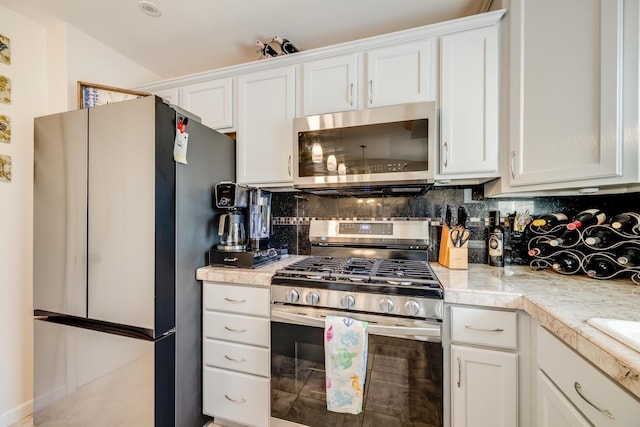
486;0;640;195
438;24;500;181
181;78;234;131
366;40;436;108
236;66;295;187
151;87;179;105
299;40;436;117
301;54;358;116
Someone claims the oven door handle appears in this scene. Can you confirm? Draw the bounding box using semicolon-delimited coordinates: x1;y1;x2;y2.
271;307;441;341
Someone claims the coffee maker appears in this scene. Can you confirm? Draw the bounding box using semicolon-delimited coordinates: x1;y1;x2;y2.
209;182;280;268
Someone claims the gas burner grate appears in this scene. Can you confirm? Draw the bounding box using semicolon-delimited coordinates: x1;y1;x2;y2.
275;256;441;289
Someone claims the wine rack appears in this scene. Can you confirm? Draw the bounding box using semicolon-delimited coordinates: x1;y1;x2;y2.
527;219;640;285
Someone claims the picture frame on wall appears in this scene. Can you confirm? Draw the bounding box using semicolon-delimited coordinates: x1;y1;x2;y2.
77;81;150;109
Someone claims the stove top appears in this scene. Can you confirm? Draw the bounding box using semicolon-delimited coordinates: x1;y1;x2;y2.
272;256;443;299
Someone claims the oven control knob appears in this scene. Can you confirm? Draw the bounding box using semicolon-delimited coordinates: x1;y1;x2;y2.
379;297;395;313
305;292;320;306
285;289;300;303
404;300;422;316
341;295;356;309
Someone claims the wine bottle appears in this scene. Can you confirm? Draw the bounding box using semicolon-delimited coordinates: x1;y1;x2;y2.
610;212;640;234
585;255;619;279
488;210;504;267
551;252;582;274
616;246;640;267
273;35;300;54
531;213;569;229
527;243;557;258
256;40;278;58
547;229;579;247
583;228;620;248
566;209;606;230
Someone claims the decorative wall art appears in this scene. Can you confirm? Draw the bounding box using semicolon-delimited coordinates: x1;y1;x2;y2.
0;154;11;182
0;33;9;65
0;75;10;104
0;115;9;143
78;81;149;109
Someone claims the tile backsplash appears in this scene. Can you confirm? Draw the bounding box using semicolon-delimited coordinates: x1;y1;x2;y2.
268;187;640;265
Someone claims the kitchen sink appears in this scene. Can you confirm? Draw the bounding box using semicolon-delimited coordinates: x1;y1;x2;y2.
587;318;640;353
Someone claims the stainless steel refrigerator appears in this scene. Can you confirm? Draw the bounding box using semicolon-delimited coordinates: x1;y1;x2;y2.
33;96;235;426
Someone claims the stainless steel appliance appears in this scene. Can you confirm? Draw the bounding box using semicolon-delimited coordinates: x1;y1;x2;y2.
293;102;436;191
270;219;443;426
33;96;235;427
209;183;279;268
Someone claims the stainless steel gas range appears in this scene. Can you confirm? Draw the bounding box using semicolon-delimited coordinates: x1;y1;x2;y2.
270;219;443;427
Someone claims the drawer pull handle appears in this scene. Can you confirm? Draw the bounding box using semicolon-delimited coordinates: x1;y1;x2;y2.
574;381;615;420
224;394;247;404
223;257;238;262
224;326;247;333
224;297;246;303
456;356;462;388
224;355;246;363
464;325;505;332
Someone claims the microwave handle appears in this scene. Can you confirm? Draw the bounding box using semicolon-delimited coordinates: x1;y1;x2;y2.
271;306;441;340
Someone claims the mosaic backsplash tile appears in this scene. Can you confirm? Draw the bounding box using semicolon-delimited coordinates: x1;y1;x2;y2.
268;187;640;266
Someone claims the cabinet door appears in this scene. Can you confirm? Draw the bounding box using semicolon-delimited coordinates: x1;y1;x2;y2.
439;25;499;178
451;345;517;427
181;78;233;130
366;40;435;107
536;370;591;427
302;54;358;116
509;0;624;186
237;66;295;186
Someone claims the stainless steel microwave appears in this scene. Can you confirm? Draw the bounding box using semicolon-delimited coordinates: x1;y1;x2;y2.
293;102;435;190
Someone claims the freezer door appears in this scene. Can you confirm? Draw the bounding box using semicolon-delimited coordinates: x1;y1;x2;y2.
34;318;174;426
34;109;88;318
87;97;158;330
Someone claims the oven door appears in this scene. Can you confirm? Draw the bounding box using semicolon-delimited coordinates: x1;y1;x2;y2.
270;305;443;427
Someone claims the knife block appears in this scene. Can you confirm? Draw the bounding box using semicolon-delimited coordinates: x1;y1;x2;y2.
438;224;468;269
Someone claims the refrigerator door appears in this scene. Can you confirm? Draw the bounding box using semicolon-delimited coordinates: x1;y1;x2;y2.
87;97;158;330
34;109;89;318
34;317;174;427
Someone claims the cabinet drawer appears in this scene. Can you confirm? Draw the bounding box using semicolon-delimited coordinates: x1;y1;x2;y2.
203;367;270;427
204;339;270;377
203;282;270;317
204;311;270;347
537;326;640;426
451;306;517;349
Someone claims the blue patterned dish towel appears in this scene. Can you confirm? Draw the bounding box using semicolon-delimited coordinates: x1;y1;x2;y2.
324;315;368;414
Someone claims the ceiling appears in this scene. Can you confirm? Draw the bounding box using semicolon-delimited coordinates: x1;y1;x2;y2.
0;0;490;79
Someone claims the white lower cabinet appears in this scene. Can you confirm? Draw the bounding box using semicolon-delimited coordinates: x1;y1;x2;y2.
536;370;591;427
451;345;518;427
202;281;270;427
448;306;522;427
535;325;640;427
203;367;270;427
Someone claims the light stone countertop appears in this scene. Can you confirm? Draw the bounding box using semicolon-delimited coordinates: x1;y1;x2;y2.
432;263;640;400
197;257;640;400
196;255;306;286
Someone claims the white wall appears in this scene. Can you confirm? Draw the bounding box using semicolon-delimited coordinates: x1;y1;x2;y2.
0;6;47;425
0;6;160;426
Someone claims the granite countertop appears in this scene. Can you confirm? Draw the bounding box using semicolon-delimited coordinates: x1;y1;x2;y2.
196;255;306;286
196;258;640;400
432;263;640;400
